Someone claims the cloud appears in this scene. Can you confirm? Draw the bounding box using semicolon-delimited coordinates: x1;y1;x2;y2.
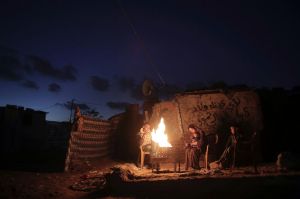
56;101;103;118
90;76;109;92
115;76;136;92
106;101;130;110
113;75;185;100
22;63;33;74
159;83;182;99
28;55;77;81
22;80;39;90
0;55;24;81
1;46;77;83
129;84;144;100
48;83;61;92
56;101;91;111
114;75;144;100
60;64;77;81
84;109;101;118
114;77;182;100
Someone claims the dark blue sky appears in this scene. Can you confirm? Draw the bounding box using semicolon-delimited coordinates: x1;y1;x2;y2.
1;0;299;121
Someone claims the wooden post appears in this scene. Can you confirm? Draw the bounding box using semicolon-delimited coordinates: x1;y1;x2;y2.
205;145;209;170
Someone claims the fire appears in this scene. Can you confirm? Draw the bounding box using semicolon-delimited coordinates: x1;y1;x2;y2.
151;118;172;147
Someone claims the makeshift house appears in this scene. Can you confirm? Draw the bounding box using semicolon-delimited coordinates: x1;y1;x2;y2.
148;89;263;166
65;89;263;171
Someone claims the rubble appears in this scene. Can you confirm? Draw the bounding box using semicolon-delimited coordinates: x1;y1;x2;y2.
71;163;300;193
70;170;107;192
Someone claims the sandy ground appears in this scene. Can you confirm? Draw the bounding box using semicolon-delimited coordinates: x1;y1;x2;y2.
0;161;300;199
0;170;86;199
0;158;117;199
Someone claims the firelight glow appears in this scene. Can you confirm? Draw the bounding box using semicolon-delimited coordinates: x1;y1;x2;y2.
151;118;172;147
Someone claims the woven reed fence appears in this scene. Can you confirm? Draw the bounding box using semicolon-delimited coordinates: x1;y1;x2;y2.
64;110;112;171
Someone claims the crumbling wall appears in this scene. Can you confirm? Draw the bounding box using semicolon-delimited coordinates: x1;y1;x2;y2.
150;90;262;140
175;90;263;137
149;89;263;165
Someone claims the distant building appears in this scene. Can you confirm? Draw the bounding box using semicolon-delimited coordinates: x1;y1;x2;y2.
0;104;47;155
45;121;71;151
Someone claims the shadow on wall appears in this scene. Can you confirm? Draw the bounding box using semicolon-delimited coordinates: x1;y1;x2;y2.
113;104;143;162
257;88;300;162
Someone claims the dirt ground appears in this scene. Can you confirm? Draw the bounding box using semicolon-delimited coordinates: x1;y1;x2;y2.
0;158;117;199
1;161;300;199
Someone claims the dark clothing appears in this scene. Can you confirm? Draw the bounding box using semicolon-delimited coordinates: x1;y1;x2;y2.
185;132;204;170
185;147;201;170
219;134;237;168
204;133;219;163
251;133;259;172
226;134;237;148
244;132;260;172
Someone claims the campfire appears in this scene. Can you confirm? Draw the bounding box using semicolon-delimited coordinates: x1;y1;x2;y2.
151;118;172;160
151;118;172;148
150;118;184;172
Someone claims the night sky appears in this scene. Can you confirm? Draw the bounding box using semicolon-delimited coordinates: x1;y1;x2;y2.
1;0;299;121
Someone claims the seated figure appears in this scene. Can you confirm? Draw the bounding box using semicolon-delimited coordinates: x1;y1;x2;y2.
185;124;204;170
138;122;152;168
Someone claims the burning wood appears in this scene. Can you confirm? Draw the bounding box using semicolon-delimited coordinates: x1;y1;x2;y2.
151;118;172;148
150;118;179;172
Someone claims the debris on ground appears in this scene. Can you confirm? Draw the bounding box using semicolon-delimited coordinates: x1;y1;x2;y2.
70;170;107;192
1;162;300;198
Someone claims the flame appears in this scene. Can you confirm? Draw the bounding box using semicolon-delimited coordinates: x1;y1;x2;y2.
151;118;172;147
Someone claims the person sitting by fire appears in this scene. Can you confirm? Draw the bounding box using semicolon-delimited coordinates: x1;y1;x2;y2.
139;122;152;152
185;124;204;170
217;126;239;170
137;122;153;168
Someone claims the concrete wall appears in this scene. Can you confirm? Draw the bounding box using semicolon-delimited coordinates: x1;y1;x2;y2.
150;89;262;141
176;90;263;137
149;89;263;164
